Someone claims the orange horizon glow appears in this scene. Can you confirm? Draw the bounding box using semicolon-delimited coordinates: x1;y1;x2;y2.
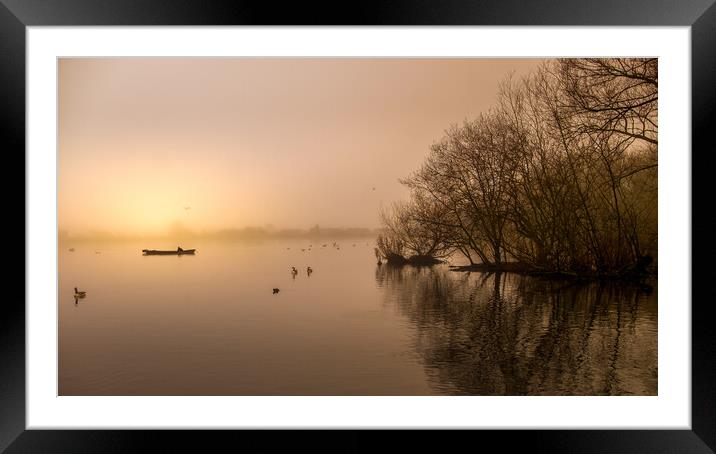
59;58;543;236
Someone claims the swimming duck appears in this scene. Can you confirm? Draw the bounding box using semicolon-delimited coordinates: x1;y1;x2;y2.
273;288;280;294
74;287;86;298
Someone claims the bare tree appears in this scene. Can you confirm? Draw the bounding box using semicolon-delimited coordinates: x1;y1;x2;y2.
557;58;658;146
379;58;657;276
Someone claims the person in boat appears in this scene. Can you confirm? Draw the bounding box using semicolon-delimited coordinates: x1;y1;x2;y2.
177;246;184;253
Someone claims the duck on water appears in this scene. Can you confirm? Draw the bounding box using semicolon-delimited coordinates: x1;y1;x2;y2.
74;287;86;304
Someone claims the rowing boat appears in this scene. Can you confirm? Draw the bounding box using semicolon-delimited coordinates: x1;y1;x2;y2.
142;249;196;255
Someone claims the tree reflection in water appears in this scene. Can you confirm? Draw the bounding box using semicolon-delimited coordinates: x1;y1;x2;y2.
375;265;657;395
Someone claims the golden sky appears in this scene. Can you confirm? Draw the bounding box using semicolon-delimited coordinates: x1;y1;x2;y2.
58;58;542;235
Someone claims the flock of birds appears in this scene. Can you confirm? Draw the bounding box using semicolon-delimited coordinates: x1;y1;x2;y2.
272;241;373;294
274;266;313;294
70;240;377;301
287;241;369;253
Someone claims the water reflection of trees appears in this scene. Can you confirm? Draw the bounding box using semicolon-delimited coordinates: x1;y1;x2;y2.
375;265;657;395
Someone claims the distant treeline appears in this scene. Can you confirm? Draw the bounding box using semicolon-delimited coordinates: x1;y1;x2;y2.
378;58;657;276
59;225;378;242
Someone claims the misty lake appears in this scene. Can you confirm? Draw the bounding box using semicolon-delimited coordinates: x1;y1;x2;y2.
59;239;657;395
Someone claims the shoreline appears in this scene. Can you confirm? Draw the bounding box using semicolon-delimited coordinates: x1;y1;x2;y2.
447;262;657;282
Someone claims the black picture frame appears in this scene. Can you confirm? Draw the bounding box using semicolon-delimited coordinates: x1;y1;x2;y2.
4;0;713;452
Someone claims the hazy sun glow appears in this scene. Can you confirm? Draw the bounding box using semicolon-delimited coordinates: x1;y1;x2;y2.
58;58;542;236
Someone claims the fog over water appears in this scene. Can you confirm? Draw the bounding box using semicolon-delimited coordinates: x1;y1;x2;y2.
58;58;657;396
60;240;656;395
59;58;541;236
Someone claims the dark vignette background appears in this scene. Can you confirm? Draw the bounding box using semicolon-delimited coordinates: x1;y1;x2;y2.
3;0;714;452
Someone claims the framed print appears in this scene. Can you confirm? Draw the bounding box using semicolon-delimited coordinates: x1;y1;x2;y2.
5;0;713;452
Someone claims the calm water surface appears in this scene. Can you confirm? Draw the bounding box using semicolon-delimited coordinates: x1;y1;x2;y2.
59;239;657;395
